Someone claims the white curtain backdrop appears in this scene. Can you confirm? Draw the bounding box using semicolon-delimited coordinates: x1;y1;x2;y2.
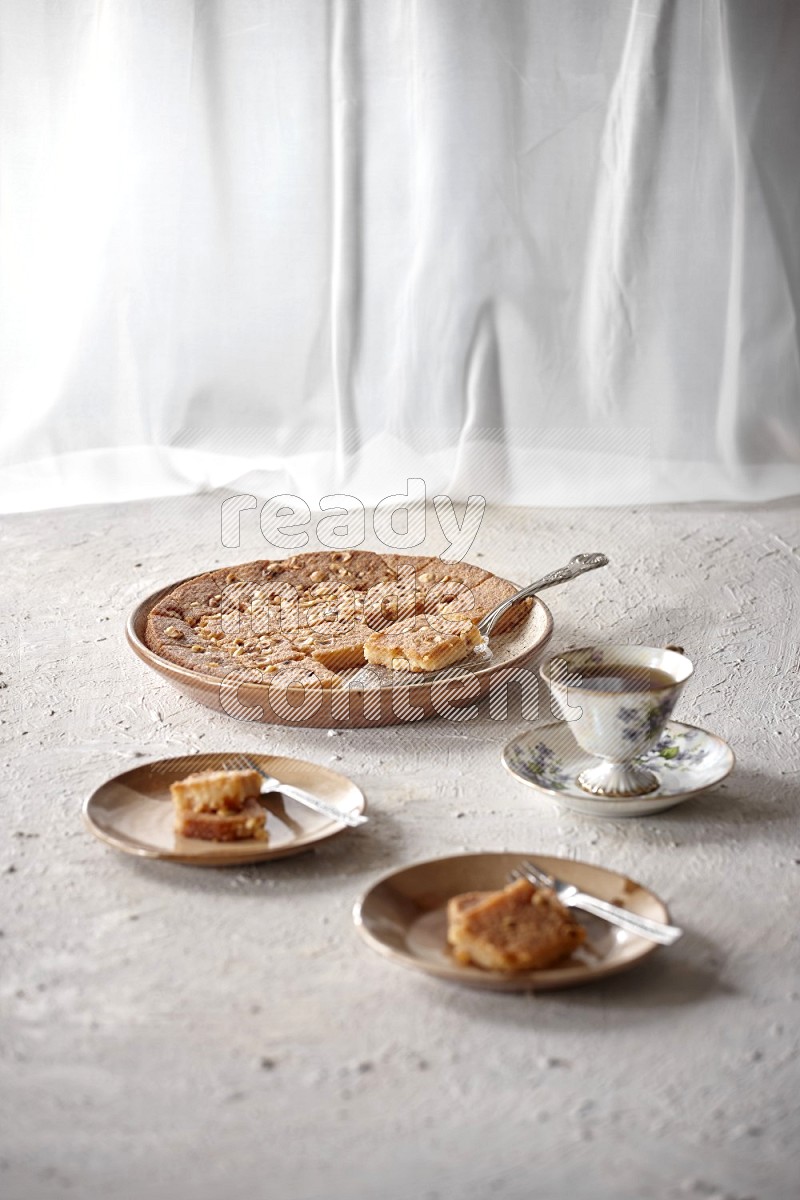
1;0;799;512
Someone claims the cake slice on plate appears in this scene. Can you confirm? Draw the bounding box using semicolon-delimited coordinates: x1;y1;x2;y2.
438;576;532;635
287;620;373;671
171;768;267;842
176;797;268;842
446;878;585;970
363;614;484;674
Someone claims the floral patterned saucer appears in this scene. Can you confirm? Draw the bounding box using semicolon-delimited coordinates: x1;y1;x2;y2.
502;720;735;817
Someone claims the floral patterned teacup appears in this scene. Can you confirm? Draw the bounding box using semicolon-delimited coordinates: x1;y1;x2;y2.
540;645;694;797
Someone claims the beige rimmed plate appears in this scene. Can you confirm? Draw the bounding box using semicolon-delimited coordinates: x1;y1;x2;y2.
353;852;670;991
84;752;366;866
125;579;553;728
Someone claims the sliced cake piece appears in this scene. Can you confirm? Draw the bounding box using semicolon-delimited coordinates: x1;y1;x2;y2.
247;636;305;674
295;581;364;627
268;657;342;689
413;558;493;624
363;614;483;673
170;768;263;814
446;878;585;971
362;568;420;630
175;796;267;842
422;577;481;616
440;575;532;635
243;581;302;637
287;620;371;671
414;557;490;591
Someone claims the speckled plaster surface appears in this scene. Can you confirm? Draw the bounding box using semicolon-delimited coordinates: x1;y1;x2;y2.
1;494;799;1200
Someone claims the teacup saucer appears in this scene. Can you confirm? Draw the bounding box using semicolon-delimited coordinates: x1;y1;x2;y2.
502;720;734;818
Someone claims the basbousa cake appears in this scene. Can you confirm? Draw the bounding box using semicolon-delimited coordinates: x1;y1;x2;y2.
171;769;268;842
145;551;530;683
446;878;585;971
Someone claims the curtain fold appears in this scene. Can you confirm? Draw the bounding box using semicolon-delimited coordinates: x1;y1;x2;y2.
1;0;798;512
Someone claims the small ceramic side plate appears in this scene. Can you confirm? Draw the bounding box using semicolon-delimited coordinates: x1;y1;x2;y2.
502;720;735;817
354;852;670;992
84;752;366;867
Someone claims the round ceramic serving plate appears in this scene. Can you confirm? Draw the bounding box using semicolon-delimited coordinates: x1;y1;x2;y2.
126;580;553;729
84;752;366;867
353;852;669;992
502;720;735;818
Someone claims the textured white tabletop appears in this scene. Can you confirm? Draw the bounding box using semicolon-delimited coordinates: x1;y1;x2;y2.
2;494;799;1200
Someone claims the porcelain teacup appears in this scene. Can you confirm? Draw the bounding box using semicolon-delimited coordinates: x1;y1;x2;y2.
540;645;694;797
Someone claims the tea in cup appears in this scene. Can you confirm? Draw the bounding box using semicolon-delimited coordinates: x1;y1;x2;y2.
540;645;693;796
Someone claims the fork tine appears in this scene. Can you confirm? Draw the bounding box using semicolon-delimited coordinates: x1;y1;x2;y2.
518;859;554;888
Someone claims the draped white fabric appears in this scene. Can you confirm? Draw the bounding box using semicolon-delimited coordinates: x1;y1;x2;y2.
1;0;799;512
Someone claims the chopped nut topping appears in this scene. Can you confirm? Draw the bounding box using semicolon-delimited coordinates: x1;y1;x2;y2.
149;552;527;682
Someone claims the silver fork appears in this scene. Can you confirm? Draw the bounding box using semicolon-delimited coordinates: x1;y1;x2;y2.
478;553;609;639
511;860;683;945
226;755;368;827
